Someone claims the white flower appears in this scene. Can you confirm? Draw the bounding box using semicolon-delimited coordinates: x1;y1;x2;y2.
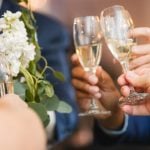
0;11;36;77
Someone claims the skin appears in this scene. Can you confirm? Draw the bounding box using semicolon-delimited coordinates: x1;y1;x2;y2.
118;27;150;115
71;54;124;130
0;94;46;150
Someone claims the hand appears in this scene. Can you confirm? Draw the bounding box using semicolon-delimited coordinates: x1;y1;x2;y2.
118;71;150;115
129;27;150;72
117;27;150;116
71;54;124;130
0;94;46;150
119;27;150;96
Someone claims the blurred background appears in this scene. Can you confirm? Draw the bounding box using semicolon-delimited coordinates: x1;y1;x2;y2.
33;0;150;81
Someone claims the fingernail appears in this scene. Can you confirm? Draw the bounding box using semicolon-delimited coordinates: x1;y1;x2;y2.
89;87;99;93
94;93;101;98
126;71;136;78
88;75;98;83
132;46;137;53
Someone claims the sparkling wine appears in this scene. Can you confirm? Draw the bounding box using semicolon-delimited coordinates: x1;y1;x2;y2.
76;43;102;73
106;38;135;62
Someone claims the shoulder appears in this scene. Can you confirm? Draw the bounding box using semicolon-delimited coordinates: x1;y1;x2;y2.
34;13;68;36
34;13;70;49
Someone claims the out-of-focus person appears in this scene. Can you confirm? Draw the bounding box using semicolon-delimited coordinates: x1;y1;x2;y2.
0;94;46;150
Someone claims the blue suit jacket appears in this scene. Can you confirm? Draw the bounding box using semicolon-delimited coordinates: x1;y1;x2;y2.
1;0;78;142
94;116;150;145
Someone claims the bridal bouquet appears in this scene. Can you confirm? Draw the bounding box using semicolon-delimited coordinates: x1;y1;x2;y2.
0;10;72;126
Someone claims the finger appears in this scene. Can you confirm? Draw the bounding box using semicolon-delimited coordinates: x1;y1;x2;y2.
76;90;101;99
120;86;130;97
125;71;149;89
76;90;92;99
72;79;100;94
134;64;150;75
129;27;150;38
71;53;80;66
117;74;127;86
96;66;112;84
129;54;150;69
77;98;91;111
72;66;98;85
132;44;150;55
121;105;150;115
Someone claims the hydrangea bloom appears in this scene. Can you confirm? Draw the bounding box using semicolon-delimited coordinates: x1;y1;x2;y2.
0;11;35;76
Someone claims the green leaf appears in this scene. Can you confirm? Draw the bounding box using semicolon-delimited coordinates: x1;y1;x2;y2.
45;84;54;97
57;100;72;113
28;61;36;75
38;80;54;98
25;89;34;102
35;71;43;79
41;95;72;113
28;102;49;126
41;95;59;111
43;114;50;127
53;71;65;82
14;80;26;100
20;66;35;101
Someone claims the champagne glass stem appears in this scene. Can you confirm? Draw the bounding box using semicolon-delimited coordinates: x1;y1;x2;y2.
120;60;135;92
90;98;99;110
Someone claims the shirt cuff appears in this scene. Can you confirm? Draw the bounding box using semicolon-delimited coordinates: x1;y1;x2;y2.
98;114;129;136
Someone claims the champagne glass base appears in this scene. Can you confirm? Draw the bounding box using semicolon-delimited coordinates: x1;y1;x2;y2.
119;92;150;106
79;109;111;117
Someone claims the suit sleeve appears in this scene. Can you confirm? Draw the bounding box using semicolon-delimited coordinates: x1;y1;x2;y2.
94;116;150;145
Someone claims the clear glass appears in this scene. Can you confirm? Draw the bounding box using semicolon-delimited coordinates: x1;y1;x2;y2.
0;55;13;97
73;16;111;116
100;5;149;105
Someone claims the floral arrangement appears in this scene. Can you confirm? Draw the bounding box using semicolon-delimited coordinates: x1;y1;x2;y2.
0;11;35;76
0;2;72;126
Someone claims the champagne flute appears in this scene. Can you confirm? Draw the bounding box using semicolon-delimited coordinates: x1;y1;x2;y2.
100;5;149;105
0;55;14;97
73;16;111;116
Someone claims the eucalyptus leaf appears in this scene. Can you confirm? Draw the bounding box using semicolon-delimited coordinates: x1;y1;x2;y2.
38;80;54;98
28;102;48;126
41;95;59;111
45;84;54;97
14;80;26;100
41;95;72;113
43;114;50;127
53;71;65;82
57;100;72;113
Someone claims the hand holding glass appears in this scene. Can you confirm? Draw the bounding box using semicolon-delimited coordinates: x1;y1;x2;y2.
100;5;149;105
73;16;111;116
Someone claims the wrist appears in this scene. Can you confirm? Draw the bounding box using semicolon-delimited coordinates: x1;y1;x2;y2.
98;108;125;130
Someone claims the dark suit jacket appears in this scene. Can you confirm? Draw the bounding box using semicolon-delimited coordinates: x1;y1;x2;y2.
1;0;78;142
94;116;150;145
